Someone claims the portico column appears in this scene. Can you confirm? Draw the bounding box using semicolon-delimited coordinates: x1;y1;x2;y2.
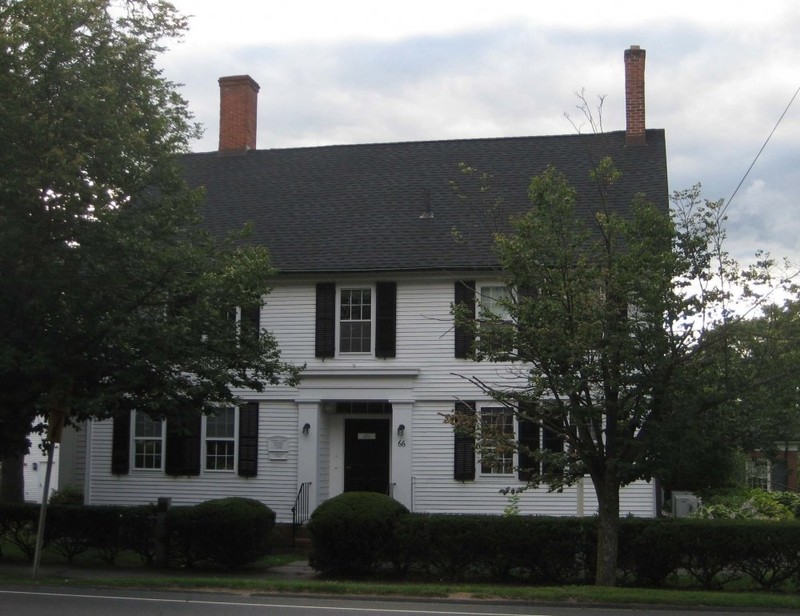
297;401;321;513
390;401;413;510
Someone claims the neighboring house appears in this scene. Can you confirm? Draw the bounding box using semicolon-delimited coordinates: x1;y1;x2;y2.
22;423;59;503
60;46;669;522
747;442;800;492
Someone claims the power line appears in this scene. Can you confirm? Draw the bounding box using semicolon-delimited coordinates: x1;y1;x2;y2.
721;83;800;217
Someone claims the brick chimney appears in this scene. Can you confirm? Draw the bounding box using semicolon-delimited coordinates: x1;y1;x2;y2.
624;46;646;146
218;75;260;152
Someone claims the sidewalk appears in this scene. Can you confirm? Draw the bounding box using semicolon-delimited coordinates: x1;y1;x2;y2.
0;558;319;584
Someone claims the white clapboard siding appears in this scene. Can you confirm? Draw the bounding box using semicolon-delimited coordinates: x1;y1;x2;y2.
86;402;301;522
82;273;658;520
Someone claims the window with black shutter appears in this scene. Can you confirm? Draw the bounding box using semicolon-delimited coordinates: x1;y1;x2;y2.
375;281;397;358
454;280;476;358
316;281;397;357
315;282;336;358
238;402;259;477
453;400;476;480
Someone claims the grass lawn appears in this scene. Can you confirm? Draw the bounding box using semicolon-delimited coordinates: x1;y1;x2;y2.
1;541;799;611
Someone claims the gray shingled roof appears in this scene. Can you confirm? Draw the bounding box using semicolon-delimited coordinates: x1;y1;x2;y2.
181;129;667;274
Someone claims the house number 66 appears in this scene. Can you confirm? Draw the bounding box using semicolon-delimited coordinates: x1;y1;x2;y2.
397;440;406;447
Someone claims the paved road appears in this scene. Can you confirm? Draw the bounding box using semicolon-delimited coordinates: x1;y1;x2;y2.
0;586;789;616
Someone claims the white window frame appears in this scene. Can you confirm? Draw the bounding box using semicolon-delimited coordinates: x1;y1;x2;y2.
132;411;165;471
203;407;239;473
337;284;375;355
479;405;516;476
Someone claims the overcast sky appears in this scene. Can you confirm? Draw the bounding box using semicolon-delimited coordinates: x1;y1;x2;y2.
160;0;800;267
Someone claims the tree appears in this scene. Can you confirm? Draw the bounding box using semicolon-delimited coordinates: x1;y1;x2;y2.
0;0;300;500
452;159;795;586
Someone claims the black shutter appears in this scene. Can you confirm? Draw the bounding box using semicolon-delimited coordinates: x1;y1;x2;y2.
453;401;476;481
315;282;336;358
542;426;565;478
517;405;540;482
454;280;476;358
238;402;259;477
165;414;201;476
240;304;261;342
111;411;131;475
375;281;397;358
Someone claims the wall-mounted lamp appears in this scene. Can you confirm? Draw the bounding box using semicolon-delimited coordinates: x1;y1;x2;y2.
302;423;311;435
397;424;405;436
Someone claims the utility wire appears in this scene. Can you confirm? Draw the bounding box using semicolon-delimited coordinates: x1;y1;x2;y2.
721;83;800;217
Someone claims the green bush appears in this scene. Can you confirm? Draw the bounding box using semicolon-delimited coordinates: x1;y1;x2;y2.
168;498;275;569
394;514;594;583
729;520;800;590
308;492;409;576
0;502;40;560
395;514;490;581
675;519;746;589
48;485;84;506
693;488;795;520
118;505;158;565
46;505;96;563
618;518;682;586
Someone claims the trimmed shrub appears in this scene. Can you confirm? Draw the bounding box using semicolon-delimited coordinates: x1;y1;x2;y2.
730;520;800;590
617;518;682;586
395;514;490;581
46;505;97;563
118;505;158;565
675;519;745;589
0;502;40;560
308;492;409;576
395;514;594;584
168;498;275;569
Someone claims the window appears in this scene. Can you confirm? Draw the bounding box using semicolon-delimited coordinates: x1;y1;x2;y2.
133;412;164;470
480;406;514;475
746;457;770;490
479;285;511;320
339;288;372;353
205;407;237;471
112;404;259;477
518;415;564;481
478;285;514;354
316;282;396;358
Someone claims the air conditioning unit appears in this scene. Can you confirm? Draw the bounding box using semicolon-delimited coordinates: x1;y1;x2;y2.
672;491;701;517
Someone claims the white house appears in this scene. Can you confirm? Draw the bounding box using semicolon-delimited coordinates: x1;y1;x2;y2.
60;46;668;523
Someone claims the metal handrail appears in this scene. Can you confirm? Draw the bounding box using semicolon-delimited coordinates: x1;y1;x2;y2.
291;481;312;547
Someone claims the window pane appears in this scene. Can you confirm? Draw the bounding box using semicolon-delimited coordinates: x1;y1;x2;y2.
133;412;163;470
205;408;236;471
135;413;162;438
340;321;371;352
480;407;514;474
339;288;372;353
206;440;235;470
135;440;162;469
206;408;235;438
480;286;511;320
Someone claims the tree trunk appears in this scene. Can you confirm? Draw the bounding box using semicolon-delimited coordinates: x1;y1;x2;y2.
0;453;25;503
594;471;620;586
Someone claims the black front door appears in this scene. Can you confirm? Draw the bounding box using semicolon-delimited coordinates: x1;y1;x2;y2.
344;418;390;493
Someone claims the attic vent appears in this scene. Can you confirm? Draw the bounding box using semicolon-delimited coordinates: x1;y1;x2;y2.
419;188;434;219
